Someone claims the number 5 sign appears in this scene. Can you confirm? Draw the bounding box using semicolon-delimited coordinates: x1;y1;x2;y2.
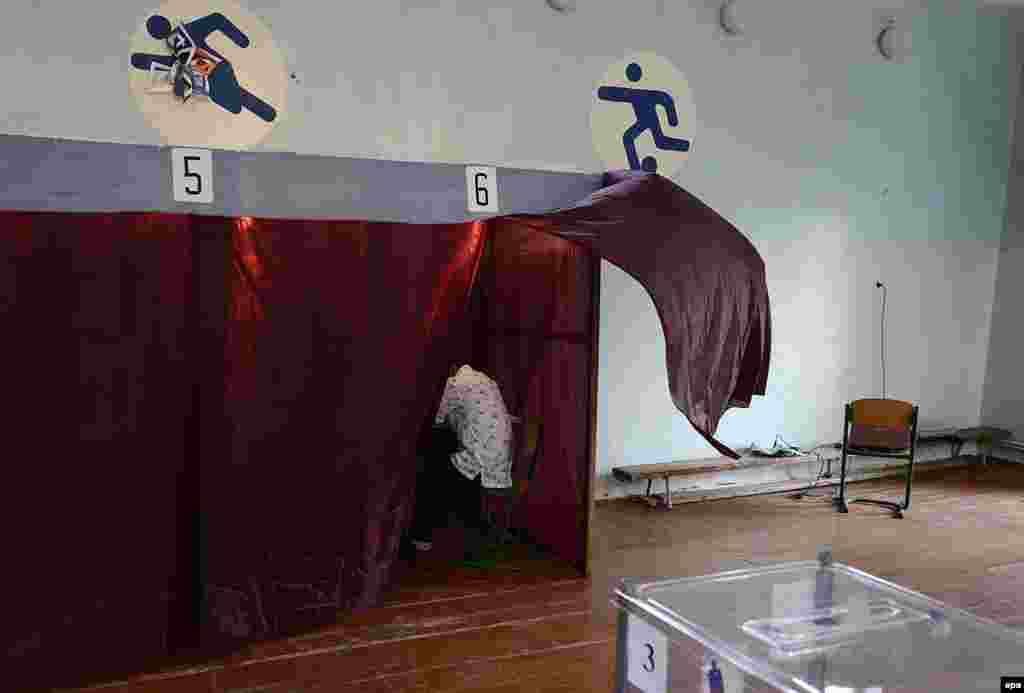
466;166;499;213
172;148;214;204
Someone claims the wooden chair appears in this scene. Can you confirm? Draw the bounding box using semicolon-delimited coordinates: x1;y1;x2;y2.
483;419;543;543
835;398;919;519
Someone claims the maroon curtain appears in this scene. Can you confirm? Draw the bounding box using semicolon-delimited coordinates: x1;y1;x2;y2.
0;212;196;689
473;221;597;569
0;171;769;688
0;211;486;685
210;216;486;637
504;171;771;459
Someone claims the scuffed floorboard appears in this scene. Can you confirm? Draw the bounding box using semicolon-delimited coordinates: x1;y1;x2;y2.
66;462;1024;693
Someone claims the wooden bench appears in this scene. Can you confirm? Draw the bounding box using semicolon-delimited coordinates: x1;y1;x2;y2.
613;426;1015;509
612;453;818;509
999;439;1024;451
918;426;1013;461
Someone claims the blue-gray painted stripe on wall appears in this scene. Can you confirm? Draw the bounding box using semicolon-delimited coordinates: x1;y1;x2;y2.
0;135;603;224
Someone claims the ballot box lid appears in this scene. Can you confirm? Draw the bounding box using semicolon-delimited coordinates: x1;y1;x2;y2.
613;557;1024;692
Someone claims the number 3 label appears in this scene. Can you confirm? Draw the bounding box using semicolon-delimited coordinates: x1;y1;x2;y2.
627;614;668;693
172;148;214;204
466;166;498;213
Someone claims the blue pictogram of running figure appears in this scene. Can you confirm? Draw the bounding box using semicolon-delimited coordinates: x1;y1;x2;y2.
597;62;690;173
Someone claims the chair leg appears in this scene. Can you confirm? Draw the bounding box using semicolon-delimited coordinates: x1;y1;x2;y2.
849;498;903;519
834;450;849;513
849;456;912;519
901;457;914;511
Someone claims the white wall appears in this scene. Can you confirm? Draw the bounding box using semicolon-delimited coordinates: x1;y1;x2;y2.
982;63;1024;442
0;1;1019;496
983;241;1024;440
596;2;1023;497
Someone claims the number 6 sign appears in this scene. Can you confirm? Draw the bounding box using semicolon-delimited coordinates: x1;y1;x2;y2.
466;166;499;213
172;148;214;204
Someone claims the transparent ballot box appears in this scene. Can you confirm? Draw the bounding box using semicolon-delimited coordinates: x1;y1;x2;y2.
613;553;1024;693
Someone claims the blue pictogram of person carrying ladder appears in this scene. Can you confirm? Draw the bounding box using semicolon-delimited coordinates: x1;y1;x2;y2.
130;12;277;123
597;62;690;173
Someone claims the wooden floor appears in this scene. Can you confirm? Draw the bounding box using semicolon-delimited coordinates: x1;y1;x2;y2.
70;461;1024;693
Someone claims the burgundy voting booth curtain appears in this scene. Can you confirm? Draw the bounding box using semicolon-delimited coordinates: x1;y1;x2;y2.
0;172;770;690
1;212;197;689
0;211;487;688
471;221;597;570
216;216;486;627
505;171;771;459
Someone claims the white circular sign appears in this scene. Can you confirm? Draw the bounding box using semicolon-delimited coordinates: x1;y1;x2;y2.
590;52;696;178
129;0;287;149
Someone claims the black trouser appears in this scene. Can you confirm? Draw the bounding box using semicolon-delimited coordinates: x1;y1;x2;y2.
409;424;483;542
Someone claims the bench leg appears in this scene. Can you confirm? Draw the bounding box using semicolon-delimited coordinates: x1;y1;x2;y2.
664;477;672;509
641;479;659;508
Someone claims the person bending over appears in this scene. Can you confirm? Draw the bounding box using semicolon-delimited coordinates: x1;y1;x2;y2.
408;364;513;552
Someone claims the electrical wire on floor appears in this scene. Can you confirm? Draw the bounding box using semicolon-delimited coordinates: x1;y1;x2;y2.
775;436;839;498
742;435;840;498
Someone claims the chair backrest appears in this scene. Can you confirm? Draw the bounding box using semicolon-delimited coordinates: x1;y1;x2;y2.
848;399;915;429
846;398;919;452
